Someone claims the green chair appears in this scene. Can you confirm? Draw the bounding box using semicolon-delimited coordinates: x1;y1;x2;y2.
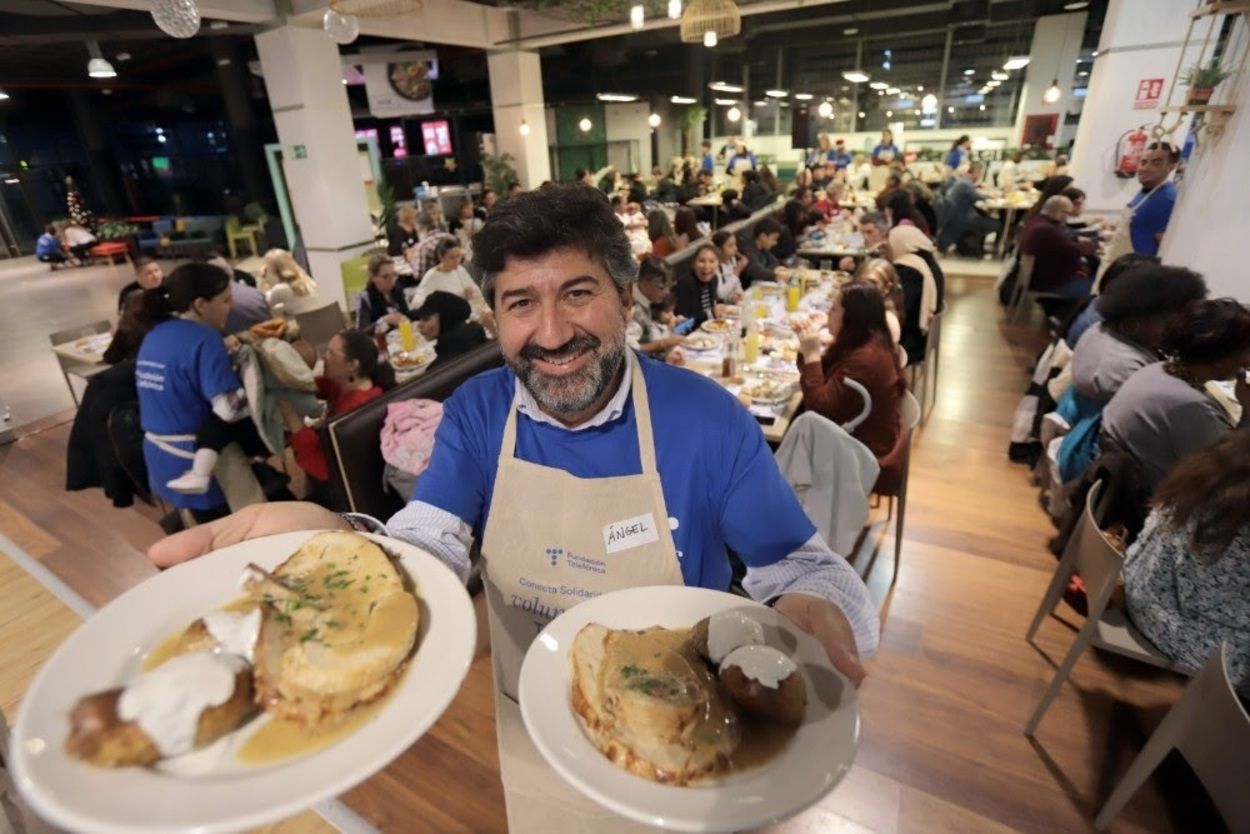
226;215;262;259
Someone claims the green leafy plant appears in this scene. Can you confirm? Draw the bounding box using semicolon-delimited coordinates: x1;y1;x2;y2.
914;146;941;162
376;179;397;231
679;104;708;157
480;152;519;197
1181;58;1232;90
96;220;138;240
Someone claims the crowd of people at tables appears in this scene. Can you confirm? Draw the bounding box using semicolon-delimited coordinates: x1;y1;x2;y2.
1001;138;1247;696
75;125;1244;695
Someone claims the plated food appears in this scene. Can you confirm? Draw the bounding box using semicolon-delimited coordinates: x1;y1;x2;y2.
12;530;475;834
684;334;718;351
700;319;732;334
64;532;419;769
391;350;430;370
519;586;859;833
740;377;795;405
570;612;804;786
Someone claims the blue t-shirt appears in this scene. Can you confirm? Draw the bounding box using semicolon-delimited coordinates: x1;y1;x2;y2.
414;356;817;591
871;143;899;162
137;318;242;509
726;152;757;174
1129;181;1177;256
701;152;714;173
945;148;967;170
36;234;60;258
832;150;853;170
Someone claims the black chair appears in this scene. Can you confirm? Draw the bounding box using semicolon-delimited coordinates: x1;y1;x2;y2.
318;342;504;519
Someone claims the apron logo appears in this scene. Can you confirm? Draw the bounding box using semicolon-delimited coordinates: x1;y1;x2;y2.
545;547;563;566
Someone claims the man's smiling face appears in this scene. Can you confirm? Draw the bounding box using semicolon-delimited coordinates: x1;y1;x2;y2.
493;247;632;426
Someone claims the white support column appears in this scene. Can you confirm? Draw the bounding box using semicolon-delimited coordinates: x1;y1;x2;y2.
1012;11;1088;150
255;25;375;312
1068;0;1194;214
487;50;552;189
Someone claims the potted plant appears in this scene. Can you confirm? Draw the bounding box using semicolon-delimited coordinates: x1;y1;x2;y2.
480;152;518;198
1181;58;1231;105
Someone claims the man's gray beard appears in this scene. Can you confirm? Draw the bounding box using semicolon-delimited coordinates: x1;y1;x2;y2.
507;329;627;420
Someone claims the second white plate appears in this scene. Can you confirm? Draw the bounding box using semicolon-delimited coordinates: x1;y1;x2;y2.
518;585;859;832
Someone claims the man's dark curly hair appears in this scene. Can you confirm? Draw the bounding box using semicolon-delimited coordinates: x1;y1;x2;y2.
468;184;637;307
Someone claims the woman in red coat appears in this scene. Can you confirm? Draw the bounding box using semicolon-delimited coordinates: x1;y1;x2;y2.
795;281;906;492
280;329;395;485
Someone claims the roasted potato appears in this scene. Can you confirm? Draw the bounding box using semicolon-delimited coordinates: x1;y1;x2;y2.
719;659;806;727
64;668;253;767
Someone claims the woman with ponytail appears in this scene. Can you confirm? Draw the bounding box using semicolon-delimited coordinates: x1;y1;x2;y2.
281;329;395;485
135;262;267;513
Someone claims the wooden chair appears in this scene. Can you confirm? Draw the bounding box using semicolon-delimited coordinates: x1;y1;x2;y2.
293;303;348;355
1009;253;1068;324
1094;643;1250;831
906;300;946;426
48;320;113;407
1024;480;1185;736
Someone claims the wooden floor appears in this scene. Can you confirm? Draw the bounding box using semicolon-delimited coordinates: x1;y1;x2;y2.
0;272;1220;833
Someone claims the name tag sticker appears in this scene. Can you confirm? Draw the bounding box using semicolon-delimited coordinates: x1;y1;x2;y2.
603;513;660;554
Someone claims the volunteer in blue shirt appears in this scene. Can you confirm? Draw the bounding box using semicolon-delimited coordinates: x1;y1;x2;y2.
726;142;758;175
36;225;68;266
700;139;714;173
148;185;877;829
832;138;853;170
1120;142;1179;258
135;263;248;515
945;135;972;172
871;129;900;165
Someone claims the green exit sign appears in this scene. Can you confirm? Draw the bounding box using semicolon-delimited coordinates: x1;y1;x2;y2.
292;144;308;159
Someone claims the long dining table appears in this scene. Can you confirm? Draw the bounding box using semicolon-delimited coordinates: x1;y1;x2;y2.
678;272;843;445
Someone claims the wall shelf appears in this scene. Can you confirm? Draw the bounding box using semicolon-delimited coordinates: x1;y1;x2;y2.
1191;2;1250;20
1158;104;1237;113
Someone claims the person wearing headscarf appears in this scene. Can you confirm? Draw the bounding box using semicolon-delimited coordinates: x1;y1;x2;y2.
413;290;489;370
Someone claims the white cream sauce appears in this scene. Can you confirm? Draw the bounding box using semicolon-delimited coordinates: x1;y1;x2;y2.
201;609;261;663
720;644;797;690
706;611;765;664
117;653;245;757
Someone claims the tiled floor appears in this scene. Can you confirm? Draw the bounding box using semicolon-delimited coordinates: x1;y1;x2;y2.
0;254;263;431
0;256;136;428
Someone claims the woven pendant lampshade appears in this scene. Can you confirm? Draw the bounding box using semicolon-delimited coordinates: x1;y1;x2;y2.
328;0;422;17
679;0;741;44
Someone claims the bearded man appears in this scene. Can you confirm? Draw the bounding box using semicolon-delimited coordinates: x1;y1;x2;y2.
148;184;877;831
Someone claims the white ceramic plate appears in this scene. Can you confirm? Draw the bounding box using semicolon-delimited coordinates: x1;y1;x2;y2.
518;586;859;833
699;320;734;335
11;530;475;834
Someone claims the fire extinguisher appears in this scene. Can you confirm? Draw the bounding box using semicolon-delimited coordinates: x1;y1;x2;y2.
1114;127;1149;178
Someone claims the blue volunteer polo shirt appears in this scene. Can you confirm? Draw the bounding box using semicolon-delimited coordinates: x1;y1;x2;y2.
414;354;816;590
1129;180;1177;256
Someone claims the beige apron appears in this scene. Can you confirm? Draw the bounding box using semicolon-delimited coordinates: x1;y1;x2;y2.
480;351;685;832
1097;185;1164;286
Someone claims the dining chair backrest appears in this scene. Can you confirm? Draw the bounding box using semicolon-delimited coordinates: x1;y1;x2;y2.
840;377;873;433
899;388;922;433
1178;644;1250;831
1095;643;1250;831
924;301;946;365
1071;481;1123;618
294;302;348;355
1016;253;1036;296
49;320;112;349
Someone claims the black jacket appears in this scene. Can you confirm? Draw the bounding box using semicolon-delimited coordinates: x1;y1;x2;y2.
65;360;147;508
895;262;927;365
674;274;718;326
430;322;489;370
736;233;779;289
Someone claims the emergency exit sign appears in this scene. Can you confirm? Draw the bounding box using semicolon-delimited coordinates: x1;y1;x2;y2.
1134;78;1164;110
